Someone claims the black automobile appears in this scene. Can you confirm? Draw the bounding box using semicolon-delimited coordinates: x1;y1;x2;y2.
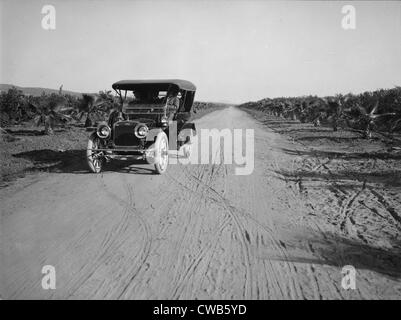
86;79;197;174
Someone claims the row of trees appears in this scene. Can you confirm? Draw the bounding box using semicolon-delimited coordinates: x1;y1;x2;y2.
0;87;227;135
192;101;228;113
0;87;123;134
239;87;401;139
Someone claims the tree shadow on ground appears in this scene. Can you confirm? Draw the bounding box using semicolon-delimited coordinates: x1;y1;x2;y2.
280;147;401;161
13;149;156;175
307;231;401;279
261;120;299;126
294;136;362;143
13;149;84;172
280;128;334;134
5;128;68;136
276;167;401;188
6;129;45;136
105;159;155;175
259;230;401;279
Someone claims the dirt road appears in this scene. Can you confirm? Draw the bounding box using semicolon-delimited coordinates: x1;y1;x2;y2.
1;107;400;299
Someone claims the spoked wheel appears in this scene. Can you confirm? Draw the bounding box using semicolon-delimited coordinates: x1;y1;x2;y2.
154;132;169;174
87;135;104;173
180;128;194;159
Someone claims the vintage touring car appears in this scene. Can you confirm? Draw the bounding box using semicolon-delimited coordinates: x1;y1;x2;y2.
86;79;197;174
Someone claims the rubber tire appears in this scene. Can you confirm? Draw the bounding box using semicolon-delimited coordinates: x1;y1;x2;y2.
181;128;194;158
154;132;169;174
183;143;192;158
87;135;104;173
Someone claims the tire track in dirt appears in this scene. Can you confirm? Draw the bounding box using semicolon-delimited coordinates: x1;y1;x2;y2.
63;183;132;298
180;161;252;299
116;176;152;299
278;145;395;299
168;164;220;297
265;144;355;299
58;173;153;299
116;157;230;299
281;146;367;239
369;189;401;226
164;157;235;299
178;160;307;299
252;168;310;299
180;164;254;299
171;215;231;299
166;169;220;299
339;181;367;237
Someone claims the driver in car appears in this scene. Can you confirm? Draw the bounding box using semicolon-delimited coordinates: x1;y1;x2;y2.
165;89;180;120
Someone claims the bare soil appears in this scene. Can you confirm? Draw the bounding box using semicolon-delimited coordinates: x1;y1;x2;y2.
0;124;89;187
1;107;400;299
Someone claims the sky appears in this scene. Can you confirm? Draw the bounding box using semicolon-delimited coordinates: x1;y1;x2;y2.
1;0;400;103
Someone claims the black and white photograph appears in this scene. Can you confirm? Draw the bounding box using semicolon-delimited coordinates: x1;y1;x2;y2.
1;0;401;303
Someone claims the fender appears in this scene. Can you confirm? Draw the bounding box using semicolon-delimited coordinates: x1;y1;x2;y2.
181;122;197;136
146;127;164;142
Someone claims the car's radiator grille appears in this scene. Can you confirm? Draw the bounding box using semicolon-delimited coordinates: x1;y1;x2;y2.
113;123;141;146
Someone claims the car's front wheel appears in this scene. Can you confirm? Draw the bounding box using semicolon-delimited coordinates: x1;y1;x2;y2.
154;131;169;174
87;134;104;173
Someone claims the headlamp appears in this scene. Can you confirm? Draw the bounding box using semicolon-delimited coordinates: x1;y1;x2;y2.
161;117;168;127
97;124;111;139
135;123;149;138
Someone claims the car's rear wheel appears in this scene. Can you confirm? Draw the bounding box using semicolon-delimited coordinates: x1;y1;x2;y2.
178;127;194;159
183;143;192;158
154;131;169;174
87;135;104;173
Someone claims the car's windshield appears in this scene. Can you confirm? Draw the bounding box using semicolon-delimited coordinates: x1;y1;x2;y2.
121;90;167;116
126;90;167;106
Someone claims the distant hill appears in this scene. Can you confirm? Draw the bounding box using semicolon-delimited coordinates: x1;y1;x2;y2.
0;84;83;97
